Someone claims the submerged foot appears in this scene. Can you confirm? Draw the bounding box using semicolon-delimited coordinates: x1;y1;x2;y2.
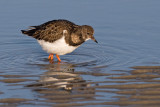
48;54;61;62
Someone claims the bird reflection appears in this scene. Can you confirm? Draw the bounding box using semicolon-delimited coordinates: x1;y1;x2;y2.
39;63;82;90
26;62;95;104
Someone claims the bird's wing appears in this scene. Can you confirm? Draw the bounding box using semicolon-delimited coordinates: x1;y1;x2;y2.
33;21;67;42
22;20;76;43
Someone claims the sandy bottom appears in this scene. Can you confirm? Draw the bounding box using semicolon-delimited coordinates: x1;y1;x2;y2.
0;66;160;106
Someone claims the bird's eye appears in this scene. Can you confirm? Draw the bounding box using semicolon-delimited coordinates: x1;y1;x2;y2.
87;33;90;35
79;34;82;39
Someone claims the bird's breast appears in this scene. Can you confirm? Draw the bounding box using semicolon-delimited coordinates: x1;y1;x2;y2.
37;36;79;55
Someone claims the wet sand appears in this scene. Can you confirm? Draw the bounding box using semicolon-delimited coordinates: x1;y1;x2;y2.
1;66;160;106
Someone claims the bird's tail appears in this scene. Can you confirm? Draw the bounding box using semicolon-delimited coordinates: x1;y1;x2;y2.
21;26;38;36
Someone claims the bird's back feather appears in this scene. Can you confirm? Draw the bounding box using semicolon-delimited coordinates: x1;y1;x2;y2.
21;19;77;43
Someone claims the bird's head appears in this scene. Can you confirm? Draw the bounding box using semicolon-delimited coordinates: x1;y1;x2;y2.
81;25;98;43
70;25;98;45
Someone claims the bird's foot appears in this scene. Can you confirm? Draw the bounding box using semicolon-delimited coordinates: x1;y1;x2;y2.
56;54;61;62
48;54;54;60
48;54;61;63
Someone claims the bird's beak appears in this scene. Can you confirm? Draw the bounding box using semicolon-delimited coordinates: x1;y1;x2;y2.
91;36;98;43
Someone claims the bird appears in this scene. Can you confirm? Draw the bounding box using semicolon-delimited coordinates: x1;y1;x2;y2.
21;19;98;62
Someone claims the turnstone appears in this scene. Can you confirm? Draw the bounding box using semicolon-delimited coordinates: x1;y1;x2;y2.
21;19;98;62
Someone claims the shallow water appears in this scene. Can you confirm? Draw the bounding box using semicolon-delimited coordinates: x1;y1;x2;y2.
0;0;160;106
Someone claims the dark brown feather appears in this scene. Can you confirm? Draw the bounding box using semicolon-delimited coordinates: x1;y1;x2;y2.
21;19;77;42
21;19;95;46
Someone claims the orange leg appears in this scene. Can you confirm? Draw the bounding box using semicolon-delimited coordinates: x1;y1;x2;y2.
48;54;54;60
56;54;61;62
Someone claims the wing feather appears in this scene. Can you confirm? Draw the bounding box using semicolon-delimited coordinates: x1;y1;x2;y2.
22;20;77;42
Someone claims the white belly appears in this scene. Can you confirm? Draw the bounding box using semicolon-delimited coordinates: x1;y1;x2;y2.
37;36;78;55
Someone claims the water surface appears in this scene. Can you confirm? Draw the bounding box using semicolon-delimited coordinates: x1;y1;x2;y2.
0;0;160;106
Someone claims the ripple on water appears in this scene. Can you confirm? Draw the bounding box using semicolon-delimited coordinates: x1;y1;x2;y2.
1;38;160;106
0;36;141;73
57;42;140;72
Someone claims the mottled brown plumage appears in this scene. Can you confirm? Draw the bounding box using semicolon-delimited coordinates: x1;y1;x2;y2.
21;19;97;62
21;19;97;46
22;20;75;42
